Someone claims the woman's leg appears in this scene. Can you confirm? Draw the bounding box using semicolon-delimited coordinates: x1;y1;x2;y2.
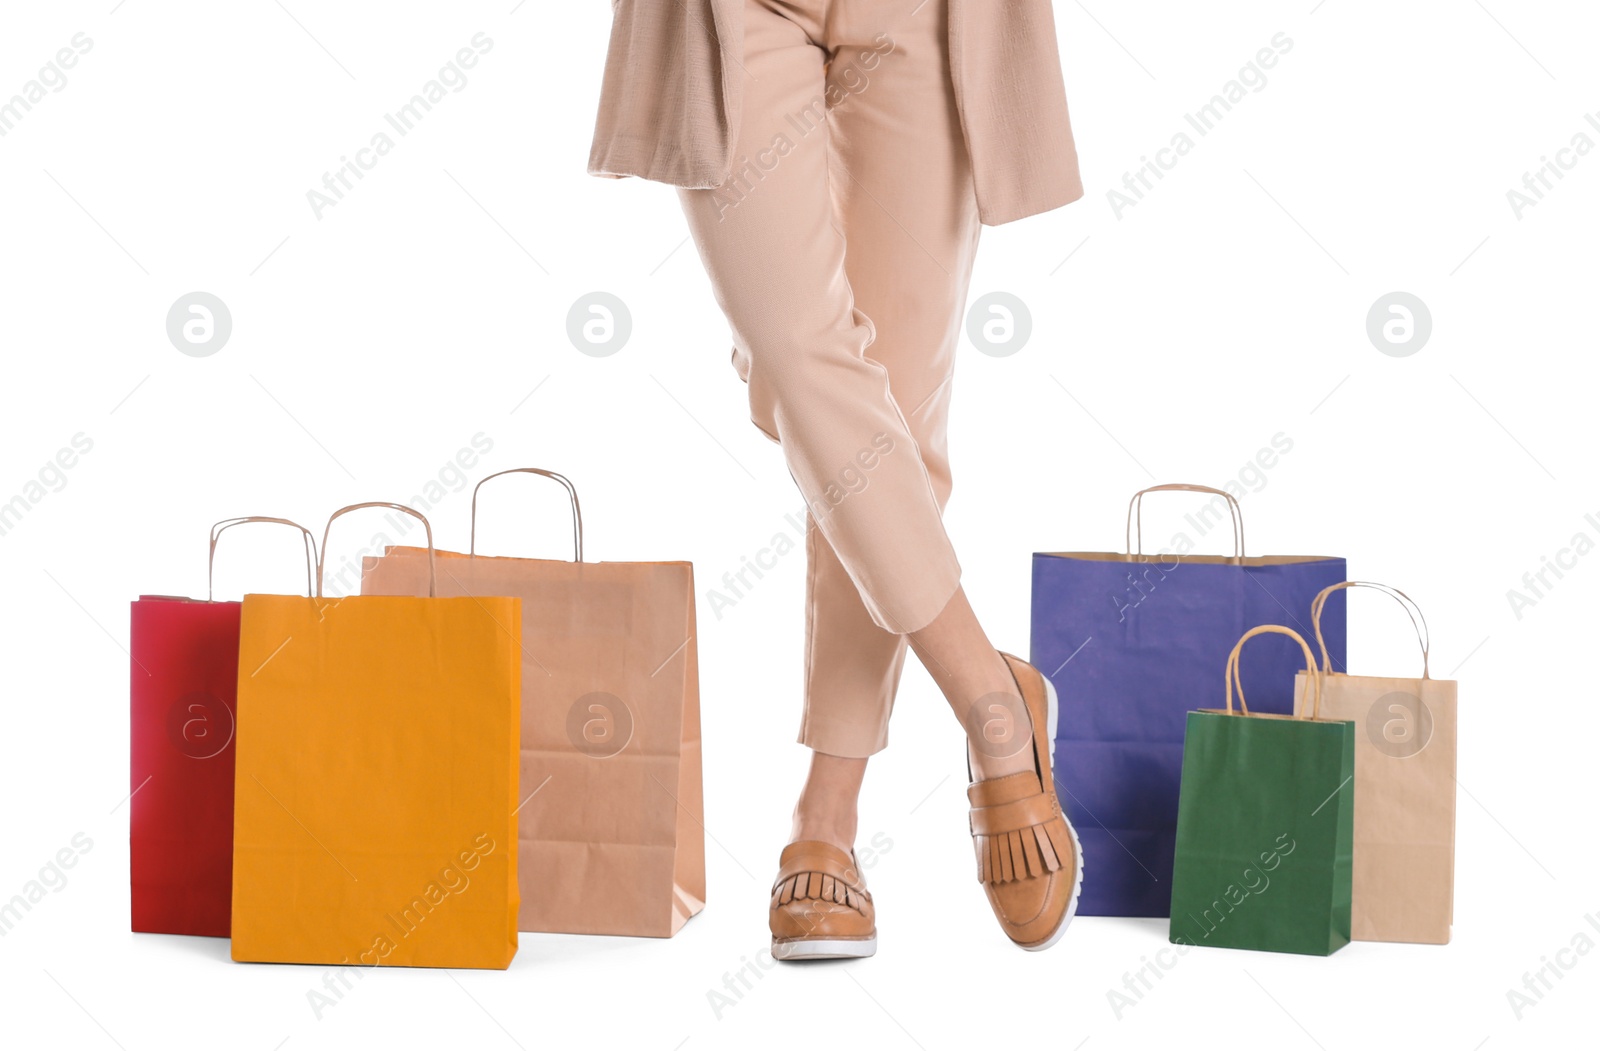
910;590;1037;778
789;750;866;852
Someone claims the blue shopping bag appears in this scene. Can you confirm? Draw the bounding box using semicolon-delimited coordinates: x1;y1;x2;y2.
1030;484;1346;917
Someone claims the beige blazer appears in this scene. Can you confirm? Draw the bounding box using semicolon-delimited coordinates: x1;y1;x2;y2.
589;0;1083;226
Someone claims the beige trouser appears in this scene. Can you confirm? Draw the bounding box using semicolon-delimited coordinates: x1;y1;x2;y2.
679;0;981;758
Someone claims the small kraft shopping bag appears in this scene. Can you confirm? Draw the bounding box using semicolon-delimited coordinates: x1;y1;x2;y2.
1031;482;1347;916
360;468;705;937
1169;625;1355;956
130;516;317;937
231;504;521;969
1302;582;1458;944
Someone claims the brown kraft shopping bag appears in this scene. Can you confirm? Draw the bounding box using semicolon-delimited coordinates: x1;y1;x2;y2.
1299;581;1458;944
360;468;705;937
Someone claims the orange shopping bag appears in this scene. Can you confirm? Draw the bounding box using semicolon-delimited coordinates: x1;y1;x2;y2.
231;503;521;969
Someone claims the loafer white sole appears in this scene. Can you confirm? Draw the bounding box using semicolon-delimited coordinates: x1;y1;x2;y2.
1024;671;1084;952
772;935;878;961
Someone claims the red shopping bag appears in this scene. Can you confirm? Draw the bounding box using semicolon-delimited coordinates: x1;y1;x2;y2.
129;517;316;937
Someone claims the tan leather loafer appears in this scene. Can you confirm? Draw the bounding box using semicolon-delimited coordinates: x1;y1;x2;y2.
769;840;877;960
967;652;1083;950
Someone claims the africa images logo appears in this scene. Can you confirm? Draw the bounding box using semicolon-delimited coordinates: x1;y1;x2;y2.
166;692;235;760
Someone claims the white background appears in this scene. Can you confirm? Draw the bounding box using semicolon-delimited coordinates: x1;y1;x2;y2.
2;1;1596;1048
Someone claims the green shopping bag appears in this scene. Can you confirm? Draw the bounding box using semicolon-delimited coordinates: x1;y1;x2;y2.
1168;625;1354;956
